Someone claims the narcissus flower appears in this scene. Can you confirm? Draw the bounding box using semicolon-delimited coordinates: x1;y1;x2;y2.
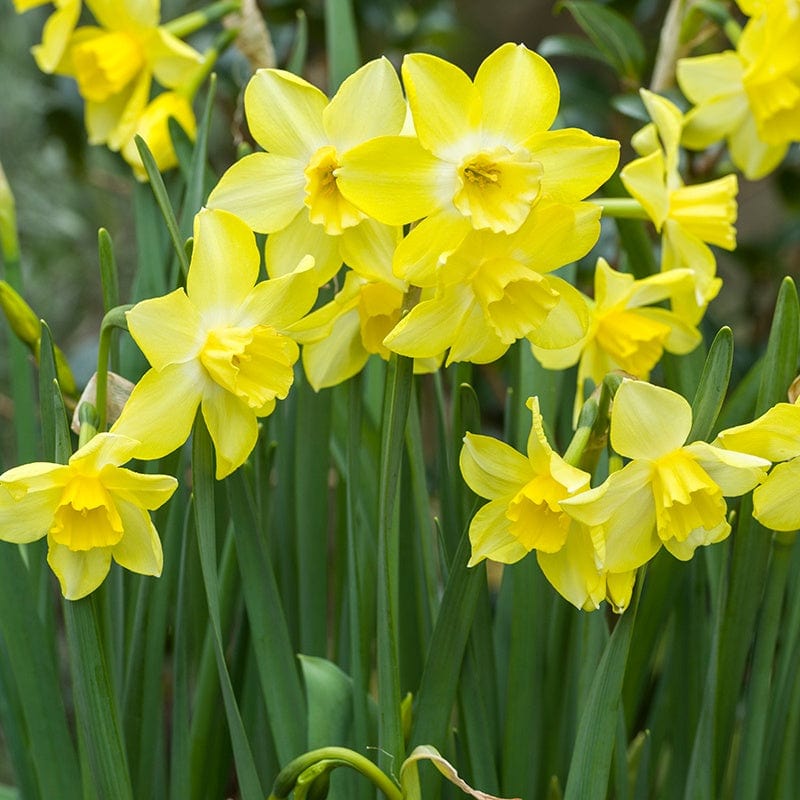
0;433;176;600
111;208;318;479
620;89;736;322
677;3;800;179
460;397;633;611
55;0;202;149
12;0;81;73
207;58;406;283
562;380;769;571
336;43;619;281
716;401;800;530
382;202;596;365
532;258;702;419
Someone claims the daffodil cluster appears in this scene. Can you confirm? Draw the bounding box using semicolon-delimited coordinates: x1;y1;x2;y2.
11;0;225;179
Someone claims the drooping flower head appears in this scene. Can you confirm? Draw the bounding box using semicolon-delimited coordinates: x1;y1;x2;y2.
207;58;407;283
460;397;633;611
337;43;619;281
620;89;736;322
0;433;176;600
54;0;203;150
677;1;800;179
532;258;702;419
111;208;318;479
562;380;769;572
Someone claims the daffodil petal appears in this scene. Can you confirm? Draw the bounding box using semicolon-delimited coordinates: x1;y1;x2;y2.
620;149;668;228
337;135;453;226
112;499;164;576
392;211;470;286
527;276;590;350
106;70;151;151
663;519;730;560
611;380;691;460
236;259;318;330
101;468;178;510
245;68;327;157
681;93;746;151
728;113;789;180
684;441;768;496
716;402;800;461
339;219;401;283
475;43;559;146
324;57;406;151
47;540;112;600
111;362;204;460
529;129;619;204
31;0;80;73
636;307;702;354
264;211;340;282
467;499;530;566
0;483;59;543
448;300;508;364
201;384;260;480
639;89;682;173
677;52;743;104
207;153;306;234
149;28;203;88
301;309;368;390
402;52;480;158
86;0;157;29
126;288;204;370
753;458;800;531
460;432;532;500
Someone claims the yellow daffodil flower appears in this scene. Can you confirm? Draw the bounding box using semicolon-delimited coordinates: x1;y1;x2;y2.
207;58;406;283
13;0;81;73
336;43;619;282
382;202;596;365
532;258;702;420
716;401;800;530
561;380;770;572
289;271;441;390
111;208;318;479
54;0;202;150
121;90;197;180
677;3;800;179
460;397;633;611
0;433;176;600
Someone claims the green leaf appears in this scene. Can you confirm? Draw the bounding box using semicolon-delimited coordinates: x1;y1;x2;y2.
324;0;361;91
538;33;619;68
558;1;646;81
286;9;309;75
687;327;733;442
563;572;645;800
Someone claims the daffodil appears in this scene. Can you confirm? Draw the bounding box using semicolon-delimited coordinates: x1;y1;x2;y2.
677;3;800;179
111;208;318;479
620;89;736;323
460;397;633;611
12;0;81;73
207;58;406;283
54;0;202;150
532;258;702;420
382;202;596;365
336;43;619;282
0;433;176;600
561;380;769;571
289;271;441;391
716;401;800;530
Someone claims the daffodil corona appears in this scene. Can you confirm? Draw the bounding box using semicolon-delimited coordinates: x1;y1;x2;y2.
0;433;176;600
111;208;318;479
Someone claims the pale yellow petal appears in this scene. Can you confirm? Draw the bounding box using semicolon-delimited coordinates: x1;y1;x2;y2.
716;402;800;461
47;540;112;600
86;0;157;29
110;363;204;460
102;468;177;510
337;135;454;225
460;432;532;500
188;208;260;318
201;383;260;479
467;499;530;566
244;68;327;157
301;309;368;390
728;113;789;180
84;71;149;148
636;307;702;355
639;89;682;174
339;219;401;283
126;289;204;370
527;276;590;350
264;211;340;282
677;52;744;104
474;43;559;145
148;28;203;88
402;52;480;158
0;483;59;543
324;57;406;151
753;458;800;531
112;499;163;575
681;94;746;151
620;149;668;228
529;129;620;204
684;441;769;496
663;518;730;560
31;0;80;73
237;258;318;330
206;153;306;234
611;380;691;460
448;300;509;364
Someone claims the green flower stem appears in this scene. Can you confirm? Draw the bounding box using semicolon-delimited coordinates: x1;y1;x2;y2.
95;305;132;432
268;747;402;800
163;0;241;38
693;0;741;46
596;198;649;220
183;29;239;99
563;374;620;472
